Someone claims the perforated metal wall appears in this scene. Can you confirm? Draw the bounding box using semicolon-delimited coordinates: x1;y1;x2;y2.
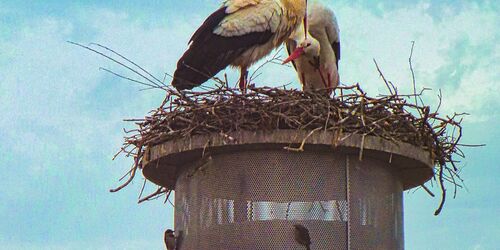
347;156;404;250
174;149;403;250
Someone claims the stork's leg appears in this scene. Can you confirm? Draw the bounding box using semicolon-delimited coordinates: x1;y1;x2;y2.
245;70;249;87
239;67;248;92
317;69;328;89
301;72;307;91
327;73;333;95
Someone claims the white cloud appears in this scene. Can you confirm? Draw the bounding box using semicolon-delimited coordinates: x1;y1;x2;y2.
0;18;106;176
0;9;201;175
320;1;499;120
0;13;198;241
0;2;498;249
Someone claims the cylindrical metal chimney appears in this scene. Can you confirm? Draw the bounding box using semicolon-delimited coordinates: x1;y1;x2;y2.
143;130;433;250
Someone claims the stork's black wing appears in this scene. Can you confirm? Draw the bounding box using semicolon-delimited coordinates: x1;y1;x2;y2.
172;7;273;90
332;41;340;70
324;26;340;70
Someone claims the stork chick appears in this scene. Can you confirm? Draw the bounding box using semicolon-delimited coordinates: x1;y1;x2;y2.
284;2;340;95
171;0;307;92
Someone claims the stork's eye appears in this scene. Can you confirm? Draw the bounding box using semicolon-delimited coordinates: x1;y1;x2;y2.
306;42;312;47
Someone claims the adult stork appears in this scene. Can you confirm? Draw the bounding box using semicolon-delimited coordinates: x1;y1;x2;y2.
171;0;307;91
283;2;340;94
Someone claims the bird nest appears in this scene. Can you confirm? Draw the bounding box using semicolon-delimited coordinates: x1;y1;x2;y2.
113;83;468;216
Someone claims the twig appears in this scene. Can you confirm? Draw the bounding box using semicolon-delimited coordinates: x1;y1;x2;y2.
373;59;395;95
138;187;168;204
90;43;166;87
409;41;420;111
284;127;323;152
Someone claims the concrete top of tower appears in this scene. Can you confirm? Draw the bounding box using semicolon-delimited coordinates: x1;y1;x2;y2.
142;130;434;190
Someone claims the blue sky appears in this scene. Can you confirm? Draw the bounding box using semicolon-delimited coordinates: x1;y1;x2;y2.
0;0;498;249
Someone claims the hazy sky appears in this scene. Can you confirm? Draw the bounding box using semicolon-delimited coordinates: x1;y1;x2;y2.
0;0;498;249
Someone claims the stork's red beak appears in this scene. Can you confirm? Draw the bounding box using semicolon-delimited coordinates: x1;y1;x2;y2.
282;47;305;64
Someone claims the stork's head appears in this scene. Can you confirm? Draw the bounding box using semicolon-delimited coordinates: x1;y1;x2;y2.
299;37;320;57
283;37;320;64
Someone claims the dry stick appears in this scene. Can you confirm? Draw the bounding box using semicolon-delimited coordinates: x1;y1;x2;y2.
167;194;175;208
136;159;162;201
284;127;323;152
434;166;447;215
420;184;436;197
456;143;486;147
90;43;167;87
113;144;132;161
138;178;147;200
444;168;462;197
68;41;163;89
138;187;167;204
324;100;331;131
431;90;443;126
358;134;366;161
110;164;137;193
100;67;163;90
373;59;395;95
110;145;142;193
118;164;135;182
409;41;420;109
224;73;229;89
162;72;169;85
164;190;172;204
249;48;285;83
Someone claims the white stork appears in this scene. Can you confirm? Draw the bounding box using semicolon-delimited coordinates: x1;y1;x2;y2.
283;2;340;94
172;0;307;91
